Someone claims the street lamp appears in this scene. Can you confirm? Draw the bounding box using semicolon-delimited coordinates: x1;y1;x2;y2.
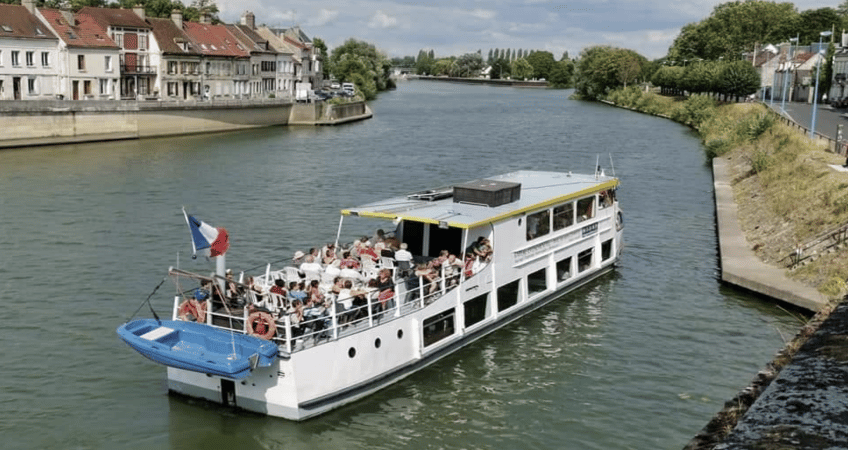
781;36;798;113
811;30;833;139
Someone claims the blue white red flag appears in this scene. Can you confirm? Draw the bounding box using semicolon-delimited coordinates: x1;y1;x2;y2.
182;207;229;258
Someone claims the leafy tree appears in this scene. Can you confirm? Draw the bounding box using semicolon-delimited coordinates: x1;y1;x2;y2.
415;49;434;75
489;57;510;79
575;46;647;99
433;58;453;76
511;58;534;80
796;8;841;46
312;37;330;79
525;50;556;80
548;59;574;88
718;60;760;100
560;51;569;61
487;49;493;64
450;53;484;77
328;38;392;99
668;1;797;61
820;41;835;102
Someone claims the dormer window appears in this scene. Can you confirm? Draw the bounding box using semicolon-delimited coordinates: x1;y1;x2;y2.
1;25;12;33
35;27;44;35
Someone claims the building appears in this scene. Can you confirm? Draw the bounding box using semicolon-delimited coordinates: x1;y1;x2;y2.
0;1;59;100
147;11;203;100
226;14;277;98
78;6;155;99
182;17;251;98
37;8;120;100
254;25;296;98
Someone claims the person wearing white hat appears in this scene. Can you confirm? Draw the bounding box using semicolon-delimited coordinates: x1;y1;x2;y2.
293;250;305;264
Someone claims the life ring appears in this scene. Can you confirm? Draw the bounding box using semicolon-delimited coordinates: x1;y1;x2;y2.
178;298;207;323
247;311;277;340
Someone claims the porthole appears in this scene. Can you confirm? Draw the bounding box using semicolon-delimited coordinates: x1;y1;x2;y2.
397;329;403;339
348;347;356;358
375;338;381;348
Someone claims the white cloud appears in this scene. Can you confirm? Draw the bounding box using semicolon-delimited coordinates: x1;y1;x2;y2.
468;8;497;20
369;11;399;29
308;8;339;27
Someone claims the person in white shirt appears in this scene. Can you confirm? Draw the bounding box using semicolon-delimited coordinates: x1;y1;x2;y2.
394;242;413;276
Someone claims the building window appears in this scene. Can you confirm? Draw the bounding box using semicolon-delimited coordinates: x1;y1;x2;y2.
26;51;34;66
167;81;178;96
12;50;20;67
423;308;455;347
553;202;574;231
99;79;109;95
526;209;550;241
41;52;49;67
84;80;92;95
105;55;112;72
497;279;520;311
0;49;3;66
27;77;36;94
113;33;123;47
168;61;177;74
138;34;147;50
527;268;547;297
77;55;85;71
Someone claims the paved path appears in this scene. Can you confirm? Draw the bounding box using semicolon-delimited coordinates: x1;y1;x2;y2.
770;101;848;140
713;157;827;312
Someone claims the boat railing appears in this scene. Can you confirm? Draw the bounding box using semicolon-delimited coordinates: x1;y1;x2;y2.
168;262;472;354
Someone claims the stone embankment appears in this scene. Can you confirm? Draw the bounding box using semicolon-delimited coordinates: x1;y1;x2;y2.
0;98;371;149
416;75;548;88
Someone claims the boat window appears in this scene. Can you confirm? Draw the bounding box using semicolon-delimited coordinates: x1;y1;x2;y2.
578;248;593;272
423;308;455;347
602;239;613;261
598;189;615;209
528;268;547;296
464;294;489;328
497;279;520;311
576;197;595;223
526;210;550;241
553;202;574;231
556;256;572;281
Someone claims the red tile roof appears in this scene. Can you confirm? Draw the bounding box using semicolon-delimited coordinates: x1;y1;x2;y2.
183;22;249;58
147;17;200;55
39;9;119;49
78;6;151;29
0;4;57;41
284;36;307;50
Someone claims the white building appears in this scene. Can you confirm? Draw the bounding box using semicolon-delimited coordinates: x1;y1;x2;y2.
0;1;59;100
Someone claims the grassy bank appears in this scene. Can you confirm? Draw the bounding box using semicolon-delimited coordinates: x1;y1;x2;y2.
605;86;848;299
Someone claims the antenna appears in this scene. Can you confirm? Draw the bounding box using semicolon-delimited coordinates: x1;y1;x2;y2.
609;153;616;177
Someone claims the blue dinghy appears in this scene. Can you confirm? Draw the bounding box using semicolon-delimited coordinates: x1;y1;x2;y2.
117;319;278;380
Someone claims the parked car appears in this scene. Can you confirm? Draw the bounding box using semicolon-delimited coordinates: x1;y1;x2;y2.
330;82;341;90
342;82;355;94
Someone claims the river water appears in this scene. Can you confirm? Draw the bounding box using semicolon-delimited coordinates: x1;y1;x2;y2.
0;81;800;449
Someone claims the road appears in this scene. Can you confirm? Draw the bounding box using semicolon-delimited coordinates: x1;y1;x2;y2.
768;100;848;140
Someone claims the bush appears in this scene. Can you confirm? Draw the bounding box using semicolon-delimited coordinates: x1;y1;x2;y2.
705;138;731;158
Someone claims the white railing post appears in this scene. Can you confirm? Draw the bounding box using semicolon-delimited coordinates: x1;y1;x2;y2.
284;315;292;353
367;295;374;328
243;307;249;334
331;301;338;340
172;295;180;320
418;276;425;307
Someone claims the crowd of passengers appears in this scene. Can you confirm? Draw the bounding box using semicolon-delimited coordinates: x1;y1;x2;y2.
217;230;494;337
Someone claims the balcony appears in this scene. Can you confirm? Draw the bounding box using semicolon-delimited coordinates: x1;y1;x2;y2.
121;64;157;75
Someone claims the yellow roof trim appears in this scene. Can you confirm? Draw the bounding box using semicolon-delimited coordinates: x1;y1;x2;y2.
341;179;619;230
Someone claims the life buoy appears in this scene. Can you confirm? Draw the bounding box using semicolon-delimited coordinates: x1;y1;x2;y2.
178;298;207;323
247;311;277;340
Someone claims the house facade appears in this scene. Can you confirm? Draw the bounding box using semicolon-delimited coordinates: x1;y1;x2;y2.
0;1;59;100
255;25;296;98
37;8;120;100
183;18;250;99
147;12;203;100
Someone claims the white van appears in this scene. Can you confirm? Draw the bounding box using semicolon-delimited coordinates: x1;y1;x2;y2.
341;82;355;93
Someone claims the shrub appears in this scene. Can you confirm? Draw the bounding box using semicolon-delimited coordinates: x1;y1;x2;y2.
705;138;731;158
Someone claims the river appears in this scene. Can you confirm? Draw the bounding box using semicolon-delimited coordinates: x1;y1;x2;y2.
0;81;800;449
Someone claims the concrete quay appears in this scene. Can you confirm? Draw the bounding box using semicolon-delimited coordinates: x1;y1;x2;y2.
713;156;828;312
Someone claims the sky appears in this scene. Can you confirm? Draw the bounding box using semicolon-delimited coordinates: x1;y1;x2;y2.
214;0;838;61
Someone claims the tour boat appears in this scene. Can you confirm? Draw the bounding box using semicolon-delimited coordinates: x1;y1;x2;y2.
120;169;623;420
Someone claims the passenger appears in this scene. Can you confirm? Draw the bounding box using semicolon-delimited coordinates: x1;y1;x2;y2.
305;279;323;304
479;238;493;262
359;242;379;262
288;281;307;304
287;300;304;330
269;279;288;310
330;276;345;295
443;254;463;287
308;247;321;262
463;253;476;278
466;237;488;260
292;250;305;265
340;251;361;270
394;243;413;276
325;259;342;280
414;263;439;296
299;255;322;275
429;250;449;272
321;243;337;265
372;229;386;244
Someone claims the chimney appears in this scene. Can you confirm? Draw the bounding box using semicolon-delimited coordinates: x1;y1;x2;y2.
200;12;212;24
60;8;75;27
133;4;145;21
171;9;182;29
240;11;255;30
22;0;35;14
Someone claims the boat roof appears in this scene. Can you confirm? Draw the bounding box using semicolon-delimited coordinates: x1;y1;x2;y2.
342;170;619;229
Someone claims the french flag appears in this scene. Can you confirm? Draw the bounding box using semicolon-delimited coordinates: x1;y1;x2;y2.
182;208;230;258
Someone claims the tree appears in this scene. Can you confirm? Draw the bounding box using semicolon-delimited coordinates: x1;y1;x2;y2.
574;46;648;99
328;38;392;99
560;51;569;61
433;58;453;76
183;0;219;22
487;49;493;64
820;41;836;102
511;58;534;80
796;8;841;46
415;49;434;75
525;50;556;80
718;60;760;100
312;37;330;79
489;57;510;79
450;53;484;77
548;59;574;88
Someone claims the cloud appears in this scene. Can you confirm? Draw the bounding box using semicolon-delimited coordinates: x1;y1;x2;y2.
468;8;497;20
369;11;399;29
308;8;339;27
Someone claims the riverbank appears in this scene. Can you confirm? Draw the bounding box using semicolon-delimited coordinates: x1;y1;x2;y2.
600;87;848;449
415;75;548;87
0;98;372;148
